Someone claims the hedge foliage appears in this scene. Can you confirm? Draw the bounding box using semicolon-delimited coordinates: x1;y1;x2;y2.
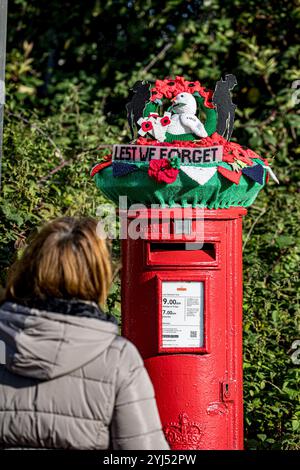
1;0;299;449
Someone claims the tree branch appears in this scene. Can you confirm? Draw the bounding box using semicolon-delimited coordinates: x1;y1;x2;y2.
37;145;113;185
37;159;71;184
243;207;267;251
142;42;173;75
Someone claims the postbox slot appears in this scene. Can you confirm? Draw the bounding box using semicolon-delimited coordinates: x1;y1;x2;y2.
149;242;216;264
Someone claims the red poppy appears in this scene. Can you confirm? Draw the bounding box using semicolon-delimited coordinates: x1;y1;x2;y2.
222;141;252;165
149;76;216;108
152;78;185;99
245;148;260;160
141;121;153;132
136;137;157;146
164;80;180;98
230;147;253;166
175;76;186;88
166;77;186;97
160;116;171;127
149;113;159;118
201;89;214;109
148;159;179;184
153;80;169;97
246;148;268;165
185;82;196;90
150;88;164;102
177;77;215;108
222;151;236;164
183;80;203;94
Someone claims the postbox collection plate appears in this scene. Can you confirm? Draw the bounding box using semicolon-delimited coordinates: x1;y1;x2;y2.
161;281;204;349
156;273;210;354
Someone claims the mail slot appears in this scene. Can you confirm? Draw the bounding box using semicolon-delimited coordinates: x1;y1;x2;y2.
148;242;217;265
121;207;246;450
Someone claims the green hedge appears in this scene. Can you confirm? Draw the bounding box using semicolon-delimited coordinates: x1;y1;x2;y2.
1;0;299;449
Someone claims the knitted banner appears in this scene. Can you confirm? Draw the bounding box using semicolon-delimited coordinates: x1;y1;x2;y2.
94;159;267;208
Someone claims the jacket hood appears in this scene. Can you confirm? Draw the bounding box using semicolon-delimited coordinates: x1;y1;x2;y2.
0;300;119;380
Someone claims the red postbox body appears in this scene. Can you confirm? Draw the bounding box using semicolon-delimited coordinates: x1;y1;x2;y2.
121;207;246;450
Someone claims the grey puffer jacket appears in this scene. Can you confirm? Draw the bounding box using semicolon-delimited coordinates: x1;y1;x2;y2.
0;300;169;450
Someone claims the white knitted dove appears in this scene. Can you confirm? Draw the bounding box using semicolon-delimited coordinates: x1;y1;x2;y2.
167;92;208;138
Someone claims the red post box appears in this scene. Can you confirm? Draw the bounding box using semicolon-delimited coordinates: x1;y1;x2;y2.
121;206;246;450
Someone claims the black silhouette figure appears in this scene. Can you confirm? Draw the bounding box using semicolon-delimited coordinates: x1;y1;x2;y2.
212;74;237;141
126;81;151;140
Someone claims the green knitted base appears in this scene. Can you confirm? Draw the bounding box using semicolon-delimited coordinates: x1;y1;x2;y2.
94;159;266;208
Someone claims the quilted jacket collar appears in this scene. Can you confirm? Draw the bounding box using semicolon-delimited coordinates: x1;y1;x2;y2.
0;300;119;381
15;297;118;324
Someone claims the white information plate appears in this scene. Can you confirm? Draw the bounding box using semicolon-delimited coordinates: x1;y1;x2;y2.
162;281;204;348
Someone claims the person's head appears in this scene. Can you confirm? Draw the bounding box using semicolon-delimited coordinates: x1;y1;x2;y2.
225;74;237;90
4;217;112;307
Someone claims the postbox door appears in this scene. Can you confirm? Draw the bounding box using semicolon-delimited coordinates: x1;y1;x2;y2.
144;265;233;450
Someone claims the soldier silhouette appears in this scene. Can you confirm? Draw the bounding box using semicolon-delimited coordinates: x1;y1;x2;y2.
126;81;151;140
212;74;237;141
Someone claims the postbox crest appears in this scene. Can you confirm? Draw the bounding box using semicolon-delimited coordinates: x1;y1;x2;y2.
163;412;203;450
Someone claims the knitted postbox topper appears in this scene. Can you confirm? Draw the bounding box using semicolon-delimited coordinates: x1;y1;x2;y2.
92;75;278;208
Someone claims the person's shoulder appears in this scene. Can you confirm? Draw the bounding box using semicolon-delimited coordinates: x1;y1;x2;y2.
110;335;143;370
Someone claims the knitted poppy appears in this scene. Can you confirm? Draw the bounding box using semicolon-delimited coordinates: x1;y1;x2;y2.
160;116;171;127
153;80;169;97
166;78;186;97
150;76;216;109
136;137;156;146
201;89;214;109
230;146;253;166
207;132;227;146
246;148;269;165
175;76;186;88
141;121;153;132
177;77;214;107
222;151;236;164
150;89;164;102
163;80;180;98
184;80;203;94
148;159;179;184
152;78;185;100
223;142;253;166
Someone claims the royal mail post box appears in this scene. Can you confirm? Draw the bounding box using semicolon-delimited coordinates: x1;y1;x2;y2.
120;207;246;450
